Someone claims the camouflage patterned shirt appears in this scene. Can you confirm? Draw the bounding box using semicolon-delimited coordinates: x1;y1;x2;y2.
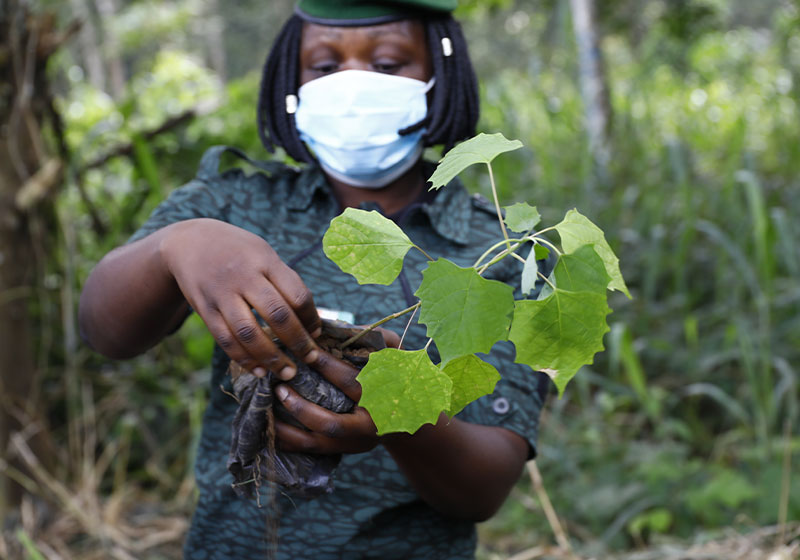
129;146;550;560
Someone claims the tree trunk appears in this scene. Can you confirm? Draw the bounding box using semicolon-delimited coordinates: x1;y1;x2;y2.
95;0;125;98
69;0;105;91
569;0;613;177
0;0;66;517
202;0;228;82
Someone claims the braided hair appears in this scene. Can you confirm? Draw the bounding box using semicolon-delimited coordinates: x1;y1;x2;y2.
257;14;480;163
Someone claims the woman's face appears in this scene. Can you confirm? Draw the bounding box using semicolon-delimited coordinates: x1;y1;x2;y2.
298;19;433;86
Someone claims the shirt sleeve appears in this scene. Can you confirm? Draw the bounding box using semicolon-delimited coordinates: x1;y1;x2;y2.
127;177;228;244
455;239;556;459
456;341;551;459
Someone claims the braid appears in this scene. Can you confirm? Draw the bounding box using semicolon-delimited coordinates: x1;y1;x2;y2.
257;15;313;162
402;16;479;152
257;14;479;158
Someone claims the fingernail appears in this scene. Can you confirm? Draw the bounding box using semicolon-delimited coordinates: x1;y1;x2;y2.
305;349;319;364
275;384;289;401
312;327;322;338
278;366;296;381
253;367;267;378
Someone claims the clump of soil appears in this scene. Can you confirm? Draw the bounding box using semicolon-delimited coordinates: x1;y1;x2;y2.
226;320;385;499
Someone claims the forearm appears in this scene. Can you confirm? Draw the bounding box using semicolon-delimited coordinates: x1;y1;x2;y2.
381;413;529;521
78;226;188;359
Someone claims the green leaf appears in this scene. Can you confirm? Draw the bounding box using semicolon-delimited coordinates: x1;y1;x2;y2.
509;246;612;395
441;355;501;416
534;244;550;261
504;202;541;233
323;208;415;285
428;133;523;190
554;209;631;297
416;259;515;365
553;244;612;293
357;348;451;435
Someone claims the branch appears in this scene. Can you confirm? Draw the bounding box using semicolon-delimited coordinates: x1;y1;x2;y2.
79;108;201;173
15;158;64;211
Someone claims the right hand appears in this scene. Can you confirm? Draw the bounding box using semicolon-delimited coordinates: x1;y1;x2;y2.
160;218;321;379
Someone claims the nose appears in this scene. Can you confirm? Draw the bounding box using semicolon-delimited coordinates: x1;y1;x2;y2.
338;57;371;73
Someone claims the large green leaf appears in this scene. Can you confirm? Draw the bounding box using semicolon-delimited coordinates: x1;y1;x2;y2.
357;348;452;435
509;246;612;395
504;202;541;233
554;209;631;297
441;355;501;416
323;208;414;285
428;133;523;190
416;259;515;365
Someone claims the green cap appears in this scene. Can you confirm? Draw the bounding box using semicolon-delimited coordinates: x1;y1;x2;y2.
296;0;456;25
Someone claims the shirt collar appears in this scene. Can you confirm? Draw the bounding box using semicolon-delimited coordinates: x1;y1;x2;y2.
287;161;474;245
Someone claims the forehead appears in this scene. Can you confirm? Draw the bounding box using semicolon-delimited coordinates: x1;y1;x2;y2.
300;19;427;48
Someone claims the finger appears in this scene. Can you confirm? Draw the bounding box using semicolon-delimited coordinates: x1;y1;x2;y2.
260;258;322;338
375;327;401;349
305;349;363;402
216;297;297;381
275;420;378;455
245;278;320;366
275;384;377;444
199;307;264;373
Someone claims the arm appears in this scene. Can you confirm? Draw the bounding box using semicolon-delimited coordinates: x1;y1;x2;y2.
273;347;528;522
79;218;322;379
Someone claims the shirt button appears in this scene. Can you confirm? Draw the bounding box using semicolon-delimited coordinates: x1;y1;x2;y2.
492;397;510;415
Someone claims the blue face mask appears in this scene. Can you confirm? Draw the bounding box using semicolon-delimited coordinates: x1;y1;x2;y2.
293;70;434;189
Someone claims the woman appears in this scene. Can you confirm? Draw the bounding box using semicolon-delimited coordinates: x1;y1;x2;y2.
79;1;549;557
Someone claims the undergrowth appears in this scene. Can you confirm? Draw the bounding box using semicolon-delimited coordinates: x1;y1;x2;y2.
7;1;800;557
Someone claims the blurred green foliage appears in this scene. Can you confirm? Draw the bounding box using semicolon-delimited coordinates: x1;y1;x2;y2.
35;0;800;556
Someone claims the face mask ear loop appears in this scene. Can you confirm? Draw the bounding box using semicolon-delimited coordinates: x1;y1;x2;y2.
424;77;436;93
399;78;434;136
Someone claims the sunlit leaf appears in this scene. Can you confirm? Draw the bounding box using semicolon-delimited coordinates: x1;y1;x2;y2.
323;208;415;285
509;246;612;395
554;209;630;297
357;349;451;435
416;259;514;365
428;133;523;190
441;355;501;416
504;202;541;233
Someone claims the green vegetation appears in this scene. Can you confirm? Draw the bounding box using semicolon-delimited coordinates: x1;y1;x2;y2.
322;133;625;434
4;0;799;557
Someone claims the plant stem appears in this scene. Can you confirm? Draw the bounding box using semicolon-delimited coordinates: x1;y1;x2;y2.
531;236;563;257
487;162;511;252
473;237;528;269
399;304;419;349
477;240;529;275
413;244;434;262
778;417;792;548
341;302;421;349
527;461;576;558
537;270;557;292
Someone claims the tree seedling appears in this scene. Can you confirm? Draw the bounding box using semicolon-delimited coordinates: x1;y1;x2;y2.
322;133;630;435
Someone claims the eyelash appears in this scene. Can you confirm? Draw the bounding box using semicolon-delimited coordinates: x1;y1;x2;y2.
310;60;403;75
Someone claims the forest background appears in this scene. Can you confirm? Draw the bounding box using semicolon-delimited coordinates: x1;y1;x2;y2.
1;0;799;558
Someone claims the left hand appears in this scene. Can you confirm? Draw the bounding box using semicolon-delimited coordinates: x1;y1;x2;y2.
273;327;400;455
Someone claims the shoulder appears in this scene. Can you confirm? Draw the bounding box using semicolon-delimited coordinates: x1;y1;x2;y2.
195;145;301;192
